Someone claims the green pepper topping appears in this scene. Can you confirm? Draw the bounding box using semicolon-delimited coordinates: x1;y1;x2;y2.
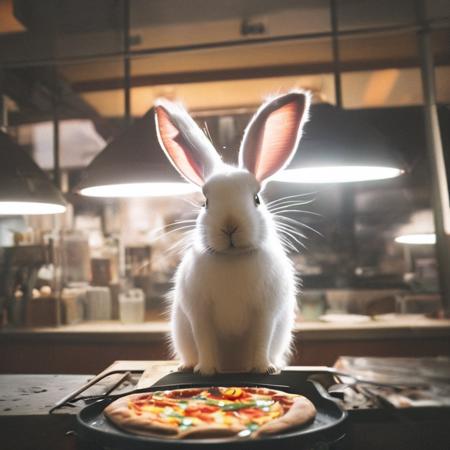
247;423;260;431
221;401;257;411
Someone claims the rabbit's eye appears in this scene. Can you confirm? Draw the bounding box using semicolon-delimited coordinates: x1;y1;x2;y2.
254;194;260;206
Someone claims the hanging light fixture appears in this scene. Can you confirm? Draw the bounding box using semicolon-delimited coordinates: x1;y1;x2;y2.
395;234;436;245
0;131;67;215
394;210;436;245
273;0;403;185
271;103;404;184
76;108;198;198
77;0;195;198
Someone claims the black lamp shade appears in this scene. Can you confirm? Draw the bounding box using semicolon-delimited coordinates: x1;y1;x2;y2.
271;103;404;184
76;108;194;196
0;131;66;214
294;104;403;168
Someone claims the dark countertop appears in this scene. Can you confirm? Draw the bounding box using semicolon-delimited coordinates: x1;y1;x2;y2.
0;374;91;450
1;362;450;450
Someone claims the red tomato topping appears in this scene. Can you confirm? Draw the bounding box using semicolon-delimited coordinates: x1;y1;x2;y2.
153;399;177;407
239;408;266;417
185;404;219;415
166;389;200;398
272;394;291;402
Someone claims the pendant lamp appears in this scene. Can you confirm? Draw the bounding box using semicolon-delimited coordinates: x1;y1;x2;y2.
273;0;403;185
76;108;197;197
271;103;404;184
76;0;195;198
0;131;67;215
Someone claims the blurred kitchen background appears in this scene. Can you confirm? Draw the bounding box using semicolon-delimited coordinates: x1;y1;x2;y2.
0;0;449;330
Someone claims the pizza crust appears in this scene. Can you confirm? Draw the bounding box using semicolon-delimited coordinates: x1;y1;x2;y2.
104;387;316;440
104;394;179;437
254;395;316;436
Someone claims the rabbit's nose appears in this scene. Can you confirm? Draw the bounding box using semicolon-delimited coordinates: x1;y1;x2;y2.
221;223;238;236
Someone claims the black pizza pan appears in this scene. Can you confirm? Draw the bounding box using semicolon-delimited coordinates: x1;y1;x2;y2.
76;370;347;450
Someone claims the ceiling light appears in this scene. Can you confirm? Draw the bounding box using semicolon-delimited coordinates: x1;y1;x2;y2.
273;104;404;184
395;233;436;245
394;210;436;245
80;182;197;198
273;165;403;184
0;131;67;215
0;202;66;215
76;109;196;198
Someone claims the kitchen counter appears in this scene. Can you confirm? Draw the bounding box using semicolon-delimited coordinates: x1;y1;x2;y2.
0;374;91;450
1;317;449;373
1;361;450;450
2;316;450;341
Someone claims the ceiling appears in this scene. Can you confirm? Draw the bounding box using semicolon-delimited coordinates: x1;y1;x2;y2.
0;0;449;127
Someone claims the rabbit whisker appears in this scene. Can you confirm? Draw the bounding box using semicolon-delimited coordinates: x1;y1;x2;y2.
276;218;322;238
277;235;298;252
275;223;305;243
269;205;316;214
153;224;197;241
278;236;300;253
268;197;315;206
275;225;307;250
274;221;308;240
272;209;322;217
148;220;196;238
275;215;323;237
265;192;317;207
267;197;316;206
167;219;197;226
167;232;195;254
267;199;315;210
151;231;195;267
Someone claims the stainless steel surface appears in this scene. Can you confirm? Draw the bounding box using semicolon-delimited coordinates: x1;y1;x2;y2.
418;15;450;314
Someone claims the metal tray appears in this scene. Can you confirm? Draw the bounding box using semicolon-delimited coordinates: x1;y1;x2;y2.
76;370;347;450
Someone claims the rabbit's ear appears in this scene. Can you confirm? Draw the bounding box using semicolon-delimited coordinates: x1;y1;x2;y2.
155;100;221;186
239;91;310;182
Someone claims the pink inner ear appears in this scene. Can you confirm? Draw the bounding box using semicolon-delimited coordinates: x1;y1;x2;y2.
250;99;304;182
156;107;204;186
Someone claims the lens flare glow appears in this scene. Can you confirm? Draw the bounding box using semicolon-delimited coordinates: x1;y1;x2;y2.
395;233;436;245
272;166;403;183
79;182;198;198
0;202;66;215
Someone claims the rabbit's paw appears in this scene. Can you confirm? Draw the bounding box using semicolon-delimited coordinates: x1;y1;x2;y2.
252;361;280;375
265;364;281;375
194;363;217;376
176;364;195;373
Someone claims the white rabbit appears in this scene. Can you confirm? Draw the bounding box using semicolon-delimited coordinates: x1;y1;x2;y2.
155;91;310;375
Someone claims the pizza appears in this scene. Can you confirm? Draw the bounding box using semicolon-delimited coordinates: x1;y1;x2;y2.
104;386;316;439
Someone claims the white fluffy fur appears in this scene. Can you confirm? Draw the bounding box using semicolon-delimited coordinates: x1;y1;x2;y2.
157;91;309;375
